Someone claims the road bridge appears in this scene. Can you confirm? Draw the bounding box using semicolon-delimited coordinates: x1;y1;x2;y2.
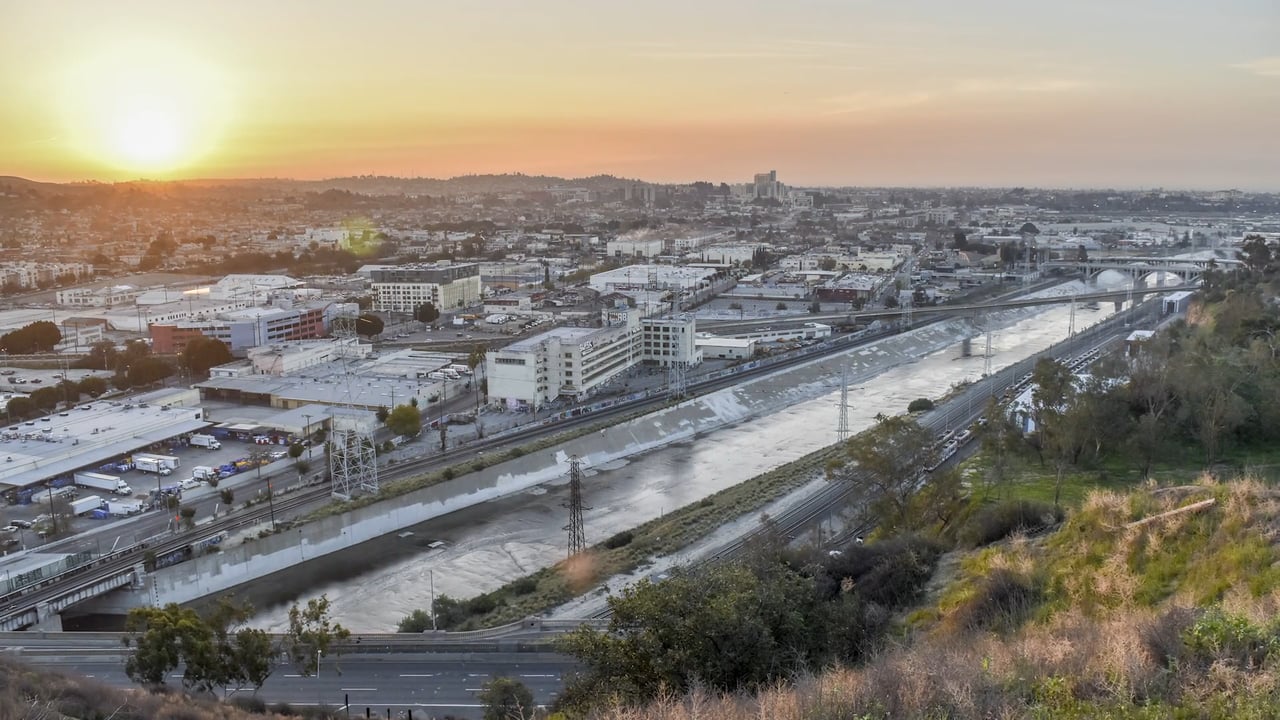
1042;256;1239;284
702;283;1196;334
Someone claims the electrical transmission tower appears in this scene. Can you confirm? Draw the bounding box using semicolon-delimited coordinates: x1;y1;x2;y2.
563;456;589;557
1068;294;1077;336
836;362;852;443
329;428;379;500
983;329;994;380
328;353;379;500
667;360;688;399
901;293;913;329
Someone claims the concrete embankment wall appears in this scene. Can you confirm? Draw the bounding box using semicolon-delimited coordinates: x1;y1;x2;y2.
139;318;976;606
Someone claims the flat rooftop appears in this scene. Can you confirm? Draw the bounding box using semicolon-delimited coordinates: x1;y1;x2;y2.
504;325;597;352
0;398;210;491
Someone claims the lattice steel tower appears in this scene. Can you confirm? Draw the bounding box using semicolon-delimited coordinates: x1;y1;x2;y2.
836;362;852;443
329;428;379;500
667;361;688;399
564;455;588;557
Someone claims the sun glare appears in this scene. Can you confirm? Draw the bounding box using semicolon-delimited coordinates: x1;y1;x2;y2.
60;42;230;175
112;102;184;167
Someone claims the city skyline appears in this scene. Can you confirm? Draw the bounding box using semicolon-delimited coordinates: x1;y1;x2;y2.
2;0;1278;189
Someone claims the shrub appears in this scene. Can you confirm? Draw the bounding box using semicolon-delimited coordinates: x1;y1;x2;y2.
510;576;539;595
603;531;635;549
508;447;525;459
1182;608;1280;669
1141;605;1197;668
907;397;935;412
397;609;434;633
231;695;267;713
441;467;455;481
467;594;499;615
961;500;1063;547
950;568;1040;632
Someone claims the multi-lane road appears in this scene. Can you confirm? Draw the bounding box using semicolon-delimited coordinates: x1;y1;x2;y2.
19;651;577;717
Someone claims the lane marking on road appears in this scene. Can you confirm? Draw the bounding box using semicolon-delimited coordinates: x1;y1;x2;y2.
400;673;434;677
520;674;557;678
341;687;377;691
466;673;489;677
465;688;483;692
284;674;302;678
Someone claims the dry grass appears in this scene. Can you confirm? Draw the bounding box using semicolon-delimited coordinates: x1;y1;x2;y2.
585;477;1280;720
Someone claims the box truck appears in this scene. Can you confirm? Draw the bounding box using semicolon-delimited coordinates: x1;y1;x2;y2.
141;454;180;470
192;466;219;481
107;500;144;517
74;471;132;496
70;495;105;515
134;457;173;476
189;434;221;450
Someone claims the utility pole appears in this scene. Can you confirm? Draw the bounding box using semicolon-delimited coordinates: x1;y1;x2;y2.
564;455;588;558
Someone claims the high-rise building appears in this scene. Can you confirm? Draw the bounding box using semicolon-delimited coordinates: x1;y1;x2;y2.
752;170;784;200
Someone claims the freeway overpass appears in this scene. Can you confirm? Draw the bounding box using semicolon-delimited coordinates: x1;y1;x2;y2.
1041;256;1238;283
701;283;1196;334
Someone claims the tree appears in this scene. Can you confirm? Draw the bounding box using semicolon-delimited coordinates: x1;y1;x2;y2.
818;256;838;271
86;340;118;370
289;442;305;461
284;594;350;677
468;344;487;412
386;404;422;437
832;415;937;531
26;321;62;352
952;229;970;250
77;376;108;397
376;405;390;423
478;677;536;720
978;397;1021;498
181;336;233;377
205;596;277;695
1029;358;1081;508
413;302;440;324
179;505;197;530
219;488;234;506
124;603;215;688
907;397;934;413
776;301;787;311
356;312;384;338
5;396;34;420
30;386;59;411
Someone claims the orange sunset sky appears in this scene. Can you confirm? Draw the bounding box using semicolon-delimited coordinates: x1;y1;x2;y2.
2;0;1277;188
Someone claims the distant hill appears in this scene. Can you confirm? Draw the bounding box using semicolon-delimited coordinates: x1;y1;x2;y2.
0;172;648;199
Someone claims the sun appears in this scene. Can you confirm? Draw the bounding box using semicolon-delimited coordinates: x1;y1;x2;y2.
60;42;231;176
111;101;186;168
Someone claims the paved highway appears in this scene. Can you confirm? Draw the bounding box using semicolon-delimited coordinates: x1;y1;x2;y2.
20;652;578;717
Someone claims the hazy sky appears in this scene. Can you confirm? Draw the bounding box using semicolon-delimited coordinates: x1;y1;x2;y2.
2;0;1277;188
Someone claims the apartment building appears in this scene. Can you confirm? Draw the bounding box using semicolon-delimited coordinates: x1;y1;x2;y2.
149;302;352;355
367;262;482;312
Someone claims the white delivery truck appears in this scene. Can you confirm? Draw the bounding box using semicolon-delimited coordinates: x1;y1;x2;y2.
448;364;473;375
192;466;219;481
134;457;173;476
107;500;145;517
151;454;181;470
189;433;221;450
74;471;132;496
70;495;105;515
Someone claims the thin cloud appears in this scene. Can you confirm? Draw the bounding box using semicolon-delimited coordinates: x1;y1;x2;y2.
1232;57;1280;77
820;91;933;116
954;78;1090;94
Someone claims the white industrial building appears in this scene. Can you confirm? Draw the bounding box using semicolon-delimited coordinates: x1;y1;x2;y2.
589;264;721;295
606;238;665;259
486;310;700;411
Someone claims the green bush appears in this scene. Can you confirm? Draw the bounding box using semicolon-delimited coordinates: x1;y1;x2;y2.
961;500;1063;547
510;576;539;595
603;531;635;549
950;568;1040;632
1182;608;1280;669
441;467;455;481
508;447;525;459
907;397;935;412
397;608;435;633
